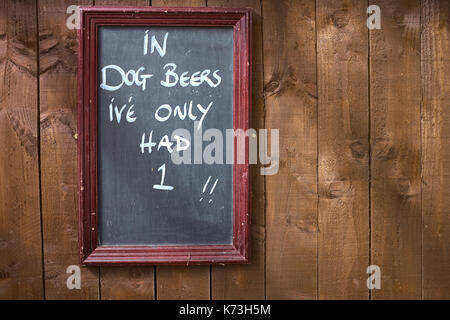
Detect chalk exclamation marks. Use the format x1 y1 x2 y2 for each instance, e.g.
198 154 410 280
208 178 219 203
199 176 211 202
199 176 219 204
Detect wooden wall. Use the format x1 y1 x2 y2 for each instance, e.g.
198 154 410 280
0 0 449 300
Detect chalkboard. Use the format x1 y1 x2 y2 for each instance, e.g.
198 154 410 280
97 26 234 246
78 7 250 265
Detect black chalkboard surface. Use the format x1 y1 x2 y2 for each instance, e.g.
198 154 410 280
97 26 234 246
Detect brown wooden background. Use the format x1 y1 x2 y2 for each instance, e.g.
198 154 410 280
0 0 449 300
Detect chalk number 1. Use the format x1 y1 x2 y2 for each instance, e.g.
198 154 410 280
153 163 174 191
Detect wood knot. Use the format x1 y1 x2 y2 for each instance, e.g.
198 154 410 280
349 140 367 160
39 37 58 54
396 177 416 199
326 179 353 199
8 38 37 76
264 79 281 96
393 10 405 27
285 215 317 233
330 9 350 28
128 268 143 284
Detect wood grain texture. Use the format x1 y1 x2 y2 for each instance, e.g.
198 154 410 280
94 0 155 301
0 0 43 300
2 0 450 300
38 0 99 299
263 0 318 299
100 267 154 299
422 0 450 300
152 0 210 301
152 0 203 6
317 0 369 299
157 266 209 300
370 0 422 300
95 0 148 5
210 0 265 300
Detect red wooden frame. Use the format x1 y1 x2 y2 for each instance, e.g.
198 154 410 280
77 7 251 265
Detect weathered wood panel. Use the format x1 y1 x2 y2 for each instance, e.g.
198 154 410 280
0 0 43 300
95 0 155 301
1 0 450 300
422 0 450 300
317 0 369 299
209 0 265 300
152 0 210 301
38 0 99 299
370 0 422 299
263 0 318 299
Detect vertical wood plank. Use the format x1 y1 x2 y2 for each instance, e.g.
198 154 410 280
370 0 422 299
317 0 369 299
210 0 265 300
95 0 155 301
39 0 99 299
0 0 43 300
152 0 210 301
264 0 318 299
422 0 450 300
